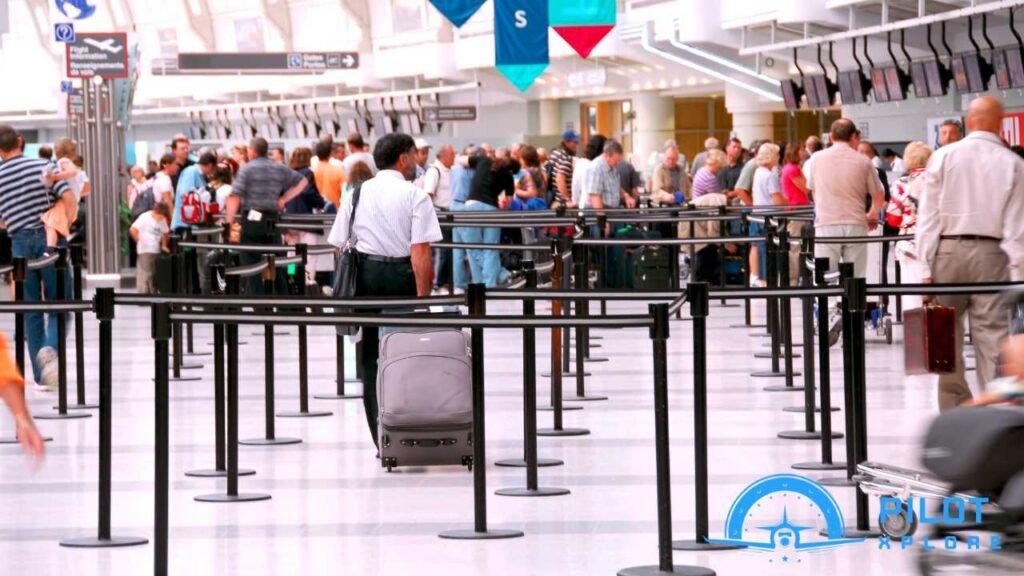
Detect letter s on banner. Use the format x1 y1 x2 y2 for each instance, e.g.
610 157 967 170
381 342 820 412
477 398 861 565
515 9 527 28
494 0 549 92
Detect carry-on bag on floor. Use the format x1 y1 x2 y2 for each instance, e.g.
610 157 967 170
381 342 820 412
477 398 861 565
904 305 957 375
377 329 474 472
633 244 673 290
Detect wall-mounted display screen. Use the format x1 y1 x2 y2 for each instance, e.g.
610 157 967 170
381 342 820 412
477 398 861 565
1006 47 1024 88
871 68 889 102
885 67 905 101
781 79 802 110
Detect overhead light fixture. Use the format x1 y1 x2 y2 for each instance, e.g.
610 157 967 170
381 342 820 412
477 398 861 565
658 80 668 89
687 77 697 85
669 25 780 87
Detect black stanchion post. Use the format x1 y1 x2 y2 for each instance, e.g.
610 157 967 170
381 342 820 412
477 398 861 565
596 213 608 318
183 231 196 356
60 288 148 548
38 248 89 421
496 261 569 493
539 246 589 436
196 274 269 504
751 225 784 377
838 276 879 538
568 242 607 402
152 302 171 576
242 256 302 444
621 302 717 576
893 259 903 322
186 265 254 477
167 234 201 382
673 283 742 554
806 257 848 475
317 332 364 400
439 284 523 540
279 248 332 419
731 213 763 329
12 257 25 376
818 262 859 486
69 243 95 409
762 226 803 390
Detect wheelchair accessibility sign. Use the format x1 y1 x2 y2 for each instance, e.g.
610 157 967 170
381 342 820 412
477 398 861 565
54 23 75 43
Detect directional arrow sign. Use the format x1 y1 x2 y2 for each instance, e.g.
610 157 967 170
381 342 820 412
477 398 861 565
66 32 128 78
177 52 360 73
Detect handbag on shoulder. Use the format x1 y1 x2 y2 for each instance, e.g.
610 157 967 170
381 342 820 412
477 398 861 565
332 185 362 336
904 304 957 375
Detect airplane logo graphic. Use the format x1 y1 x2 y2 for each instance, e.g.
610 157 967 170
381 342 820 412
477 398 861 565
84 37 123 54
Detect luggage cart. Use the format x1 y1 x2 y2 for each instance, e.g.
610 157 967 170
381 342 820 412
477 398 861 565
855 461 978 539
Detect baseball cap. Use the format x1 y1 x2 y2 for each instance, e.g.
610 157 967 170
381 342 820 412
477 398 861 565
562 129 580 143
414 137 431 150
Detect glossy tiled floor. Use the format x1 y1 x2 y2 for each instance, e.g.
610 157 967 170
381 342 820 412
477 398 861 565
0 294 986 575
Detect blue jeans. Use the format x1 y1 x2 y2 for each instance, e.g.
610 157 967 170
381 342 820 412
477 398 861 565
450 201 470 290
11 228 68 382
463 201 508 288
748 222 767 279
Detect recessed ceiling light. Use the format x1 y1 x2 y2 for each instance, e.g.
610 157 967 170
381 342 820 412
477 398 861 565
687 77 697 85
535 78 547 85
642 66 653 72
631 82 640 90
700 78 710 85
644 81 653 89
672 78 681 87
658 80 668 89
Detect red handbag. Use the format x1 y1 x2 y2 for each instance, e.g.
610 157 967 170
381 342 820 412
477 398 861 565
904 305 957 375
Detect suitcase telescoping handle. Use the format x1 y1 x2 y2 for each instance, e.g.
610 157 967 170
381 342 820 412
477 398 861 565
400 438 458 448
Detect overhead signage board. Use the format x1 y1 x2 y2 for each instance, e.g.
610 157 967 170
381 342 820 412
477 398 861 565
177 52 359 73
419 106 478 123
66 32 128 78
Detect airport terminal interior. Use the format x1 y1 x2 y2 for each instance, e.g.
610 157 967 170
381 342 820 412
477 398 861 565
2 1 1024 575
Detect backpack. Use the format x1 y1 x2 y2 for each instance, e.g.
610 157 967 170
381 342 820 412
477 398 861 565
131 186 155 221
179 188 206 225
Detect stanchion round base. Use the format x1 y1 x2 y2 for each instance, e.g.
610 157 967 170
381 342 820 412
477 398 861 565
753 351 801 359
182 351 213 358
276 410 333 418
313 393 363 400
0 436 53 444
35 411 91 420
59 403 99 410
577 356 609 363
438 528 524 540
60 536 149 548
541 371 591 378
179 364 204 371
673 540 744 551
762 342 803 348
335 378 364 384
564 394 608 402
194 492 272 503
158 376 203 383
239 437 302 446
816 476 857 487
185 468 255 478
618 565 716 576
495 486 570 497
731 323 767 329
762 384 805 392
715 302 741 308
494 458 564 468
751 371 802 378
777 430 843 440
824 526 881 539
792 461 847 471
749 332 772 338
536 405 583 412
207 341 249 346
782 405 840 413
250 330 291 337
537 427 590 437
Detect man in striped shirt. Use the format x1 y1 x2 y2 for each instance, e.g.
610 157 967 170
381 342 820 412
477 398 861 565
0 125 74 390
548 129 579 208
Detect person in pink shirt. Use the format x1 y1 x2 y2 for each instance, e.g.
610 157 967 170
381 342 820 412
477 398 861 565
780 142 811 283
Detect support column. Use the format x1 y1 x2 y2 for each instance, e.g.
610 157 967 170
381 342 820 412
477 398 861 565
632 92 675 169
730 111 774 145
539 99 561 136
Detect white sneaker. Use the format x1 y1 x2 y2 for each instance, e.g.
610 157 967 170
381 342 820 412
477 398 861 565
749 276 766 288
36 346 58 391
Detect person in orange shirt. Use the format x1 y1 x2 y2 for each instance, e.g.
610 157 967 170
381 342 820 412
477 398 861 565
0 333 45 459
313 141 345 208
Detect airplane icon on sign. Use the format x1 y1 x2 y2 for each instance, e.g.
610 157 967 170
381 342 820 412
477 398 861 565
84 37 122 54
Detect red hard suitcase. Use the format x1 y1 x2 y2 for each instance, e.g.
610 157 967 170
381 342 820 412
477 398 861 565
903 305 957 375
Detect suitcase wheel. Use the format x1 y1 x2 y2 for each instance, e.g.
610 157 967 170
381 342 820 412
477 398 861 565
384 457 397 473
462 455 473 472
884 318 893 345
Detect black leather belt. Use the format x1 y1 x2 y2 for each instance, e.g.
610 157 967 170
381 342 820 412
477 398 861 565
940 235 1000 242
357 252 411 264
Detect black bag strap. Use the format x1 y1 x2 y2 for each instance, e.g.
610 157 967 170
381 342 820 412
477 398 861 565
347 182 363 245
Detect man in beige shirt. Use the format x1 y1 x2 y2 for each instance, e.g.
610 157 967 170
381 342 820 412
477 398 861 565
916 95 1024 410
810 118 885 345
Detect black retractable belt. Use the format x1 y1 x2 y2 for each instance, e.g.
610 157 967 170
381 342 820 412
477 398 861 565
495 261 569 496
60 288 148 549
620 301 718 576
439 284 524 541
38 248 90 421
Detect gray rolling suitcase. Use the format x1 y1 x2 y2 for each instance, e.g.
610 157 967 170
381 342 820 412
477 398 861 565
377 329 474 472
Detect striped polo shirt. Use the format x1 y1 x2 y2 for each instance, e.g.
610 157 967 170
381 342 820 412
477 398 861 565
0 155 69 234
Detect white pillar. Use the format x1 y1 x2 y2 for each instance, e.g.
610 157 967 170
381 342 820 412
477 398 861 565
539 99 561 136
731 111 775 145
633 91 675 170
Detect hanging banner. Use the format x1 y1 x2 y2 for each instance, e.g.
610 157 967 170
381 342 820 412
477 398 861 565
549 0 615 59
494 0 549 92
429 0 486 28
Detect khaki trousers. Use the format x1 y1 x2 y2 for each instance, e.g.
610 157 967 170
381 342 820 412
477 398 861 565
932 238 1009 410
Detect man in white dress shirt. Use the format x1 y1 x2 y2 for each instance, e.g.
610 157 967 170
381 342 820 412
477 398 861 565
917 95 1024 409
421 144 455 291
328 132 442 446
